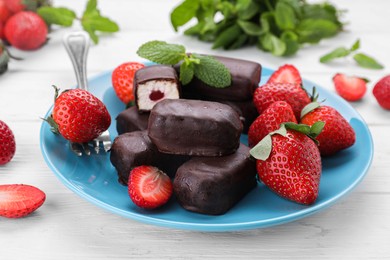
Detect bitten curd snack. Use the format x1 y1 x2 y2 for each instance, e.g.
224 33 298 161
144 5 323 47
134 65 180 112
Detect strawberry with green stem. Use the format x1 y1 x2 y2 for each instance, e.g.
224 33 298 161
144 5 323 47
253 82 311 119
248 101 297 147
250 122 324 205
45 86 111 143
300 88 356 156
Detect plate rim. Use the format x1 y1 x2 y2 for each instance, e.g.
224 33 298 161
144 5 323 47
40 67 374 232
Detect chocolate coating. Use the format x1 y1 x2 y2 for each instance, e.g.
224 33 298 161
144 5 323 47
215 99 258 134
173 144 257 215
110 131 155 185
148 99 243 156
116 106 149 135
177 55 261 101
110 131 189 185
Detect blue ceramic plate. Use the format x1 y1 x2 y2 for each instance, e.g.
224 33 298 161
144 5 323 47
40 66 373 232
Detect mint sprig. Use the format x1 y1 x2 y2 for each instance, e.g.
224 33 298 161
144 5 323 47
37 0 119 44
136 41 231 88
320 39 384 70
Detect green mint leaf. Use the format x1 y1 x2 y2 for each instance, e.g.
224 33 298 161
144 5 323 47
137 41 186 65
275 2 296 30
237 20 264 36
85 0 97 14
301 3 340 25
297 19 339 44
353 53 384 70
81 21 99 44
37 7 76 27
260 33 286 56
250 124 287 161
192 54 231 88
80 0 119 44
212 24 242 49
171 0 199 32
180 61 195 85
83 15 119 32
280 30 299 56
350 39 360 52
319 47 350 63
300 101 321 119
260 12 277 33
227 34 248 50
237 1 259 20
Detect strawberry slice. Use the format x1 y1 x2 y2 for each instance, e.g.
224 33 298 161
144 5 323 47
0 184 46 218
333 73 367 101
128 166 173 209
267 64 302 85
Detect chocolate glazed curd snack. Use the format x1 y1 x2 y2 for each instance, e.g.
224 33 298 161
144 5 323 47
177 55 262 101
116 106 149 135
110 131 189 185
173 144 257 215
148 99 243 157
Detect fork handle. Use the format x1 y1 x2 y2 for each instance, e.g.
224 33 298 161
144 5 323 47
63 31 90 91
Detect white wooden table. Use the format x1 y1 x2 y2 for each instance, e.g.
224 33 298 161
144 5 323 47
1 0 389 259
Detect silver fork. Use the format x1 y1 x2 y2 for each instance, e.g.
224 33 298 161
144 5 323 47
63 31 112 156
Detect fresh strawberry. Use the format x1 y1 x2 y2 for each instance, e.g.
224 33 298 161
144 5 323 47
250 123 323 205
0 184 45 218
248 101 297 147
0 22 4 40
301 104 356 156
128 165 173 209
268 64 302 85
333 73 367 101
4 0 24 13
46 86 111 143
253 82 310 119
112 62 145 105
4 11 48 50
0 120 15 165
0 0 12 24
373 75 390 110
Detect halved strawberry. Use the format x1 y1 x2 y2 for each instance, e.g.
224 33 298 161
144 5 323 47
0 184 46 218
128 165 173 209
267 64 302 85
112 62 145 105
333 73 367 101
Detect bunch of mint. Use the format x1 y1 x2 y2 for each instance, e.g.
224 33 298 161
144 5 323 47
137 41 231 88
37 0 119 44
170 0 344 56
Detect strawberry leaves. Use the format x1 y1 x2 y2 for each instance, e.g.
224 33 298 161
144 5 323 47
250 122 325 160
37 0 119 44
